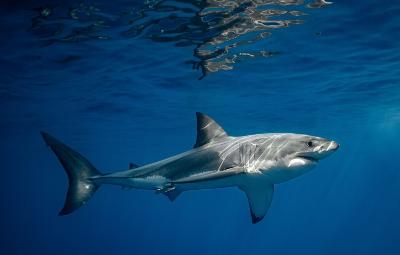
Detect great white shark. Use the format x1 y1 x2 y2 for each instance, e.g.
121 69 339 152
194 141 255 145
41 112 339 223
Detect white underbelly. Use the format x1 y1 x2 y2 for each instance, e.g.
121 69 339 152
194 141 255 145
262 165 316 184
176 175 240 191
102 174 239 191
123 175 168 189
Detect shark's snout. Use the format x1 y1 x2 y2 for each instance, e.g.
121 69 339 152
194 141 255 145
315 140 339 159
326 141 339 151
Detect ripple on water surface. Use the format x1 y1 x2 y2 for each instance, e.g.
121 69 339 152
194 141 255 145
28 0 332 77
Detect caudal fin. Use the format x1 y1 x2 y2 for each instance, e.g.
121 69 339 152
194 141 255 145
41 132 101 215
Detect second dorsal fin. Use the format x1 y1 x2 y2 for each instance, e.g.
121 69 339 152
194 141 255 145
129 163 139 169
193 112 229 148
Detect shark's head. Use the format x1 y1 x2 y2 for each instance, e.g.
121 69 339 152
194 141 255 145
282 134 339 171
258 134 339 183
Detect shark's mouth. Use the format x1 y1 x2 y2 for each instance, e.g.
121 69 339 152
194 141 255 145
298 155 319 163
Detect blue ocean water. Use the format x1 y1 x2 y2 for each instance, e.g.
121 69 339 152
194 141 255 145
1 0 400 254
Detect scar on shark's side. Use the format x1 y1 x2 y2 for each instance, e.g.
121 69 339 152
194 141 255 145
42 112 339 223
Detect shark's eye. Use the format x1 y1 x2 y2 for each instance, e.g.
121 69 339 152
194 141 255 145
307 141 313 147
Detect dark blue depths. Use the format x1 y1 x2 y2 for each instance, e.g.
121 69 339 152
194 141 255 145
0 0 400 254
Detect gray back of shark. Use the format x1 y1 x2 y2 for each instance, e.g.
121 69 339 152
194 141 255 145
41 112 339 223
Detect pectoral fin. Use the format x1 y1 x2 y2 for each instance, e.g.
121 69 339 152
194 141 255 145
240 182 274 224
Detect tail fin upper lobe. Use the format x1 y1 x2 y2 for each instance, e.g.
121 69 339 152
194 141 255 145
41 132 101 215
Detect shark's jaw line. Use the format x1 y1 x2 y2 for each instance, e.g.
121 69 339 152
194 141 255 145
41 112 339 224
298 155 319 163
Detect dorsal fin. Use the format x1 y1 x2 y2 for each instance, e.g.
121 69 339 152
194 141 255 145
193 112 229 148
129 163 139 169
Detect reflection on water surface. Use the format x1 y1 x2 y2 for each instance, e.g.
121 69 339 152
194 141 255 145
30 0 331 78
